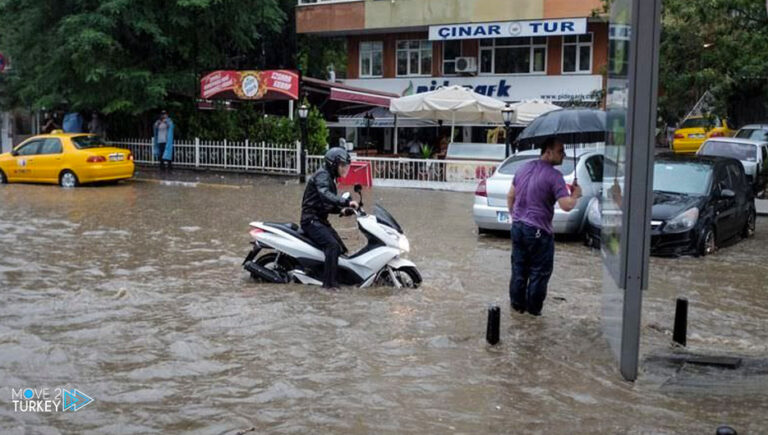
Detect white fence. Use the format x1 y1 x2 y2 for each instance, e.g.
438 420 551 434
112 139 601 192
110 138 300 175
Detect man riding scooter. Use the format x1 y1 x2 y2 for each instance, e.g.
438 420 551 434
301 148 359 291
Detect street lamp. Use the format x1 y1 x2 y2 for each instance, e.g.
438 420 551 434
364 112 374 154
298 103 309 183
502 103 514 157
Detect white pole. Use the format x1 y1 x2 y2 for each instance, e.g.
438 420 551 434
393 114 399 154
288 100 294 120
450 111 455 143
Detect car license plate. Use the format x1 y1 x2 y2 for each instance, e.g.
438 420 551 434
108 153 125 162
497 211 511 223
688 133 705 139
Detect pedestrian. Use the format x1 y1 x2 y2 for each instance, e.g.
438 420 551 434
88 112 106 137
42 113 60 134
506 137 582 316
152 110 175 171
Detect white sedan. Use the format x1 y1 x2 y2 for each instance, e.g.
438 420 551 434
472 148 613 235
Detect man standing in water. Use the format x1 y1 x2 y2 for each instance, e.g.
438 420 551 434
506 138 582 316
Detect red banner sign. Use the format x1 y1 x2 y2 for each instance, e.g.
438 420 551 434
201 70 299 101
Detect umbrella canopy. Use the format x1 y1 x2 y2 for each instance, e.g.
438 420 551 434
516 108 606 148
390 85 507 123
509 100 562 125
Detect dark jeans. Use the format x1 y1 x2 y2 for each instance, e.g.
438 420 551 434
302 220 343 288
157 142 172 169
509 221 555 315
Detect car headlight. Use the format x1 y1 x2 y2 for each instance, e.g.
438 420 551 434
398 235 410 253
587 199 602 227
664 207 699 233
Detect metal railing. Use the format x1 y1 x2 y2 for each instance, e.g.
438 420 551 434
110 138 300 175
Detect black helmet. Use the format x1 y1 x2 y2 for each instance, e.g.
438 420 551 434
324 147 351 175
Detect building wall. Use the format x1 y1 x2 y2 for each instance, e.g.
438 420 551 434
298 0 604 35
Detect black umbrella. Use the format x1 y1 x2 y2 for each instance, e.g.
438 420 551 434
515 108 606 184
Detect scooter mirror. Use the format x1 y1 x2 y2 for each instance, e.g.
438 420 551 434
354 184 363 193
342 192 351 200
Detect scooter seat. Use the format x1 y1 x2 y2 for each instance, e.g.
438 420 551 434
263 222 318 247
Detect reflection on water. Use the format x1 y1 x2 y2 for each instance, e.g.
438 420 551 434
0 178 766 433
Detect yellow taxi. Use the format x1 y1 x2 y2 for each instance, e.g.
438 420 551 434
0 132 134 187
671 115 735 154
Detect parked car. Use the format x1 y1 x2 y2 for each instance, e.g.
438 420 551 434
734 124 768 142
0 132 134 187
585 154 756 256
671 115 735 154
696 137 768 194
473 148 614 235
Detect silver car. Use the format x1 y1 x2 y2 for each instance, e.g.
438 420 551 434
473 148 610 234
696 137 768 192
735 124 768 142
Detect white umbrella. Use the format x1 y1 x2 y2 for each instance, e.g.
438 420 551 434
509 100 562 125
390 85 508 141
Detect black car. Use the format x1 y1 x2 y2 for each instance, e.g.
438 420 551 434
585 154 756 256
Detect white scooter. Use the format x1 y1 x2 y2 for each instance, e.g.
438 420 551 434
243 184 421 288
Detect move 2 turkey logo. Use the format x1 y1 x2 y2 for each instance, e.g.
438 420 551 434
11 387 94 413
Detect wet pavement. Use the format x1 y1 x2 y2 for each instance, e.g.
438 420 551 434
1 170 767 433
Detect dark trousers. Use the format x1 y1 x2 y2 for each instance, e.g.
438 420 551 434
509 221 555 315
157 142 172 169
302 220 343 288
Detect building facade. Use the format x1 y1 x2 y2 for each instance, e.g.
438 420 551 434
297 0 607 104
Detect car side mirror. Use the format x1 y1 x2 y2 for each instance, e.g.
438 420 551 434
10 150 18 156
720 189 735 198
354 184 363 193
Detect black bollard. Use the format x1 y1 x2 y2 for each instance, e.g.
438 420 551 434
486 305 500 345
673 297 688 346
716 425 737 435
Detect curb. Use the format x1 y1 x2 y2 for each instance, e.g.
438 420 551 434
132 178 247 189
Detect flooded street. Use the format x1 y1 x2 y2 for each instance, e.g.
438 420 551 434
1 173 767 433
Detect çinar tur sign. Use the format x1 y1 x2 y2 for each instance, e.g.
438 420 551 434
429 18 587 41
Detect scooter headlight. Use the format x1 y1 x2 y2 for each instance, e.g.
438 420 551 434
398 235 410 253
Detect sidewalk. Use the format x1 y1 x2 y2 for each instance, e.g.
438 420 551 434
757 199 768 216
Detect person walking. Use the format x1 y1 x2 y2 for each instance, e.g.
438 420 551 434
152 110 175 170
507 137 582 316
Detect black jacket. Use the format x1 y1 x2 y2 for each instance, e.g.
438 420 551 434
300 166 350 226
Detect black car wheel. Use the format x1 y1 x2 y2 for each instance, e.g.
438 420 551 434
0 169 7 184
742 208 756 239
699 226 717 256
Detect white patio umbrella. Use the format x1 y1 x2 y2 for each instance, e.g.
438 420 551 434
509 99 562 125
389 85 508 141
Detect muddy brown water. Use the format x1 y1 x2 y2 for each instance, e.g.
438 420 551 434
0 174 766 433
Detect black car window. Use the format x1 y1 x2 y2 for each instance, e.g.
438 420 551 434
714 166 734 192
726 163 746 192
15 140 42 156
585 155 603 182
654 161 712 195
38 138 63 155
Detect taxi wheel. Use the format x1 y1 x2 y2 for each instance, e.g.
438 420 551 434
0 169 7 184
59 170 79 188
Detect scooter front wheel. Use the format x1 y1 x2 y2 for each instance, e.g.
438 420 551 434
377 266 422 288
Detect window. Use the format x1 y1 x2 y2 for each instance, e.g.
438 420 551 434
39 138 63 154
360 41 383 77
479 37 546 75
396 40 432 76
442 40 463 75
15 140 41 156
699 140 757 161
585 155 604 182
563 33 593 73
735 128 768 141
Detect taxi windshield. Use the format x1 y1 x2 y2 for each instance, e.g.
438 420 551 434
72 135 107 149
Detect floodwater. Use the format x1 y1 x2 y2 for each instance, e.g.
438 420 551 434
0 172 766 434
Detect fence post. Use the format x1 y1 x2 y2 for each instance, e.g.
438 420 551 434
194 138 200 168
245 139 249 171
223 139 228 168
296 140 301 175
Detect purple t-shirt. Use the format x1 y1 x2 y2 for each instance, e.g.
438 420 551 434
512 159 569 234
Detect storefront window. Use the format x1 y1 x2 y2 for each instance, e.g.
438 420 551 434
479 37 547 74
442 40 463 75
396 40 432 76
360 41 383 77
563 33 593 73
